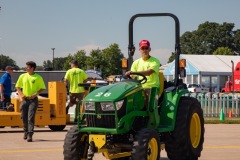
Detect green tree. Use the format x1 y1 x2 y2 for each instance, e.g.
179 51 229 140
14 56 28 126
180 31 196 55
213 47 233 55
36 66 44 70
101 43 124 78
63 54 73 70
167 52 175 63
234 29 240 52
63 51 87 70
86 49 102 71
181 22 235 55
73 50 87 69
0 54 19 70
43 60 52 69
54 57 68 70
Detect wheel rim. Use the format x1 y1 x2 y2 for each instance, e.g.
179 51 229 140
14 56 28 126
190 113 201 148
147 138 158 160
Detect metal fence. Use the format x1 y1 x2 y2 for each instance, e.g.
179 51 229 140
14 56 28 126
185 92 240 117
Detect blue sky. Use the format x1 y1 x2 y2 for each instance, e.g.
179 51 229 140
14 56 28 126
0 0 240 67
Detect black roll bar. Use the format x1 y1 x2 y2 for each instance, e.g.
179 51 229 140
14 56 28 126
128 13 181 86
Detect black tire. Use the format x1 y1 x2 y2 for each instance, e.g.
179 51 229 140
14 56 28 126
132 128 160 160
0 126 5 128
102 151 131 160
112 158 131 160
63 126 89 160
165 96 204 160
104 153 130 160
48 125 66 131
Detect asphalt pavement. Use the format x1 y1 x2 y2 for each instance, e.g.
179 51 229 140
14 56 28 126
0 124 240 160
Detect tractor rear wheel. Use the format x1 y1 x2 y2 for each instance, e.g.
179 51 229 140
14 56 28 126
63 126 89 160
132 128 160 160
165 96 204 160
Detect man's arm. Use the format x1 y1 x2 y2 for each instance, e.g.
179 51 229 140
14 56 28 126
37 89 45 95
125 69 154 76
16 87 24 101
30 88 45 99
83 79 88 83
0 84 3 93
135 69 155 76
64 78 68 86
0 84 4 101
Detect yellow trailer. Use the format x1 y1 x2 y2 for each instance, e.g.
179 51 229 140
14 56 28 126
0 81 70 131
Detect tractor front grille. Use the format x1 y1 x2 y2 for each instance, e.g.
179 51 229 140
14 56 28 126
86 114 115 128
85 102 116 128
84 100 127 129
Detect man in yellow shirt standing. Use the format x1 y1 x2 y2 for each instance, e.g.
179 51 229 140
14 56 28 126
15 61 46 142
64 60 88 122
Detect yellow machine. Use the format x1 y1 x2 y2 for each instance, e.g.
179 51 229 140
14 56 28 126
0 81 70 131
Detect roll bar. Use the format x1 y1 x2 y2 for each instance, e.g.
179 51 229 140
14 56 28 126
128 13 181 86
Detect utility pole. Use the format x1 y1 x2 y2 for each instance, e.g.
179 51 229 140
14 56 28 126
51 48 55 70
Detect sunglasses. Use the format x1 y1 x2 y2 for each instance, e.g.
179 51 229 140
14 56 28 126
141 47 149 50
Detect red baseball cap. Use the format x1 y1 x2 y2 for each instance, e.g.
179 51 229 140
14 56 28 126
139 40 150 48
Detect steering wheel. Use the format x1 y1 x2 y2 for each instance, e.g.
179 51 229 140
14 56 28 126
127 72 147 84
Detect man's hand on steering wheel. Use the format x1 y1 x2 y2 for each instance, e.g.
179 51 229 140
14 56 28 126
125 71 147 84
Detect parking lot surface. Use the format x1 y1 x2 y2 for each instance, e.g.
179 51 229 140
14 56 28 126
0 124 240 160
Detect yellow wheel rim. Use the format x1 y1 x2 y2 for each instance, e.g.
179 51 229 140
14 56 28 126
147 138 158 160
190 113 201 148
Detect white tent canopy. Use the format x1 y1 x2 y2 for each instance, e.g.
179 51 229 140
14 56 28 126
163 55 240 92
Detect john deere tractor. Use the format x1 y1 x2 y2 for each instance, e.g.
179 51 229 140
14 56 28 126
63 13 204 160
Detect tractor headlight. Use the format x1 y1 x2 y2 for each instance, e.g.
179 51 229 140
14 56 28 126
100 102 114 111
84 102 95 111
100 100 124 111
115 100 124 110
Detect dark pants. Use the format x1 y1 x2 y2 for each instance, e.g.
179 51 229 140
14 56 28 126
68 92 84 119
20 97 38 134
1 95 11 110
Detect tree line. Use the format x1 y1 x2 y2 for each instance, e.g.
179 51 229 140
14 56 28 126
167 21 240 62
0 43 124 78
1 21 240 78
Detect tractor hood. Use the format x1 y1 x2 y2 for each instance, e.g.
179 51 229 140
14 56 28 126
84 81 142 102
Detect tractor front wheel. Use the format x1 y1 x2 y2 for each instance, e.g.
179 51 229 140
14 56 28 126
165 96 204 160
63 126 89 160
48 125 66 131
132 128 160 160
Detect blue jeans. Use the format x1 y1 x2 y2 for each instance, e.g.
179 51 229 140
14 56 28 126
20 97 38 133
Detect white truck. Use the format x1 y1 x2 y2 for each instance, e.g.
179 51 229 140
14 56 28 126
187 84 209 93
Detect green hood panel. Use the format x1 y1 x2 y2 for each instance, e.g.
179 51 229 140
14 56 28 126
84 81 142 102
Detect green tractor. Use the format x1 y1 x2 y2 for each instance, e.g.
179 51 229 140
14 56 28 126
63 13 204 160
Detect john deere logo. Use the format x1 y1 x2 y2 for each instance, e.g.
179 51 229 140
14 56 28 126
97 114 101 119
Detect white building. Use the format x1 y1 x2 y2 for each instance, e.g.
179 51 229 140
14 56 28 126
163 55 240 92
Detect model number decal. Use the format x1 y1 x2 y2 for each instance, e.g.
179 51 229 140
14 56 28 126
95 92 111 97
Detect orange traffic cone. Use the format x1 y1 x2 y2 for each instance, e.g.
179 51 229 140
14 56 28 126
228 111 232 118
